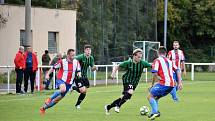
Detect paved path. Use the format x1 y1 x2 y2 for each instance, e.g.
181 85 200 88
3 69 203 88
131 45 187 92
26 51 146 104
0 79 123 94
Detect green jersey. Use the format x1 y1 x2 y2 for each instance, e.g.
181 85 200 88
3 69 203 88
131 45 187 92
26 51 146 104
119 59 151 88
75 54 95 77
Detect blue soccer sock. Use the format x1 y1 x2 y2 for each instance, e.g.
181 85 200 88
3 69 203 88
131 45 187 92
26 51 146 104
149 97 158 114
155 99 159 110
170 86 178 100
50 90 61 100
44 100 57 109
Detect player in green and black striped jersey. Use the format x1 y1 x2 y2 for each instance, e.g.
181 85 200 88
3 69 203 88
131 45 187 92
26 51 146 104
105 48 151 115
73 45 97 109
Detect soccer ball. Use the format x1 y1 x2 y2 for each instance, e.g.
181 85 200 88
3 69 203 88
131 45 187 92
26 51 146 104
140 106 150 116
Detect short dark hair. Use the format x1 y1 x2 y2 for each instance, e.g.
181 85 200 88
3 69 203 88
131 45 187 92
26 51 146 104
173 41 179 44
67 49 75 55
45 50 49 54
84 45 91 49
158 46 167 54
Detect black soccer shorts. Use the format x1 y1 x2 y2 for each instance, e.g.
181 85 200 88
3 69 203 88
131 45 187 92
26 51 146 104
74 77 90 88
122 84 136 95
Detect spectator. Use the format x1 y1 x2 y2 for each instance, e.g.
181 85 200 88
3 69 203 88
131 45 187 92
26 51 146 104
24 46 38 93
14 46 25 94
62 52 67 59
42 50 51 82
44 53 62 90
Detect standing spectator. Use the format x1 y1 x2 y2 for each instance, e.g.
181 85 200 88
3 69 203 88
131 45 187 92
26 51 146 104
24 46 38 93
42 50 51 87
44 53 62 90
14 46 25 94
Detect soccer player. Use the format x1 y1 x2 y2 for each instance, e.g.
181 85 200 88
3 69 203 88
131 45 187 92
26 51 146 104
147 46 183 120
73 45 97 109
104 49 151 115
168 41 186 101
40 49 81 114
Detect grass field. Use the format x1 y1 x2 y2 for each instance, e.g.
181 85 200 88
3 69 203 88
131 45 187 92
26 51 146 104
0 81 215 121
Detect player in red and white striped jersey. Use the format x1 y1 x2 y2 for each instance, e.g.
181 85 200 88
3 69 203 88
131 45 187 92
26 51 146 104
147 46 183 120
168 41 186 101
40 49 81 114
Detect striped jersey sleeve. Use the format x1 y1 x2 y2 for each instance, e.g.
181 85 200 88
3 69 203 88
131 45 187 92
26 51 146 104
151 59 159 73
53 60 62 69
119 60 130 69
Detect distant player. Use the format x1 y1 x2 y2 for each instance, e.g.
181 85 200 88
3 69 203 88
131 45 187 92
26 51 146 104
105 49 151 115
73 45 97 109
147 46 183 120
40 49 81 114
168 41 186 101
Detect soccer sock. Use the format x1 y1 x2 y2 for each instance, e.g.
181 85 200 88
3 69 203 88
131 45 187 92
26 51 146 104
44 96 62 109
118 93 132 108
170 86 178 100
75 93 86 106
149 97 158 114
107 98 121 110
50 90 61 100
155 99 159 110
44 100 56 109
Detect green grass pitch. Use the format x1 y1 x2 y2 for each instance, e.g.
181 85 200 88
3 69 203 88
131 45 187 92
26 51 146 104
0 81 215 121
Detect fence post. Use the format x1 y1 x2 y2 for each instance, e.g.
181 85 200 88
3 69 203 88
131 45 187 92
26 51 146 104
106 66 108 86
191 64 194 81
7 67 10 93
94 70 96 86
37 68 40 91
53 69 56 89
145 68 148 83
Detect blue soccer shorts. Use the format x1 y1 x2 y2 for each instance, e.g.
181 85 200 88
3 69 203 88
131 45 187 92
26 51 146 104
56 79 72 97
150 83 174 99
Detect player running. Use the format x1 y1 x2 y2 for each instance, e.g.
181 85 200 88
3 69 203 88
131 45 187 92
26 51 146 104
72 45 97 109
40 49 81 114
104 49 151 115
168 41 186 101
147 46 183 120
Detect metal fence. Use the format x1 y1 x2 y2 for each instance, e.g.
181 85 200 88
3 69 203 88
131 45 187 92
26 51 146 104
0 62 215 93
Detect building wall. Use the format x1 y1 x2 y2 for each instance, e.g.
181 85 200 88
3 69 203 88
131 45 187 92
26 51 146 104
0 5 76 66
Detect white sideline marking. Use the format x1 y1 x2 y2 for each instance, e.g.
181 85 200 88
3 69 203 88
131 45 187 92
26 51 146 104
0 81 214 103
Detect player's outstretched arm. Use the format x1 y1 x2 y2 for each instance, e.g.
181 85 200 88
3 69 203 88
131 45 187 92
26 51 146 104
91 66 98 71
181 61 186 76
151 73 159 87
45 68 54 80
176 70 183 90
111 65 119 79
77 72 81 77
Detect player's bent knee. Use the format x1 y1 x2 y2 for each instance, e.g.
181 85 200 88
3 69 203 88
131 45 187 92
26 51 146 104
79 87 87 93
60 88 66 93
127 89 134 94
147 94 153 100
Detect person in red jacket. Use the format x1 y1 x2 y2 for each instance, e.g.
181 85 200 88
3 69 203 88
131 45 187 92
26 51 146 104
14 46 25 94
24 46 38 93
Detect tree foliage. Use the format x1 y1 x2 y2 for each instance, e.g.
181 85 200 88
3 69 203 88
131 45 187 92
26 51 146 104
4 0 215 63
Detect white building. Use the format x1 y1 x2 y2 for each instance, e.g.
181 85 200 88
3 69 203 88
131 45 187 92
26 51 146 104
0 5 76 66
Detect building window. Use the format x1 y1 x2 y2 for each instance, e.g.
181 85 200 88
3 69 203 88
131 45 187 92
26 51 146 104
20 30 32 47
48 32 58 53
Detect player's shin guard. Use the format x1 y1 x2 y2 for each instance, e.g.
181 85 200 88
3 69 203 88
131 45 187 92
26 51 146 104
107 98 121 110
170 86 178 101
118 93 132 108
43 96 62 109
75 93 86 106
149 97 158 114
